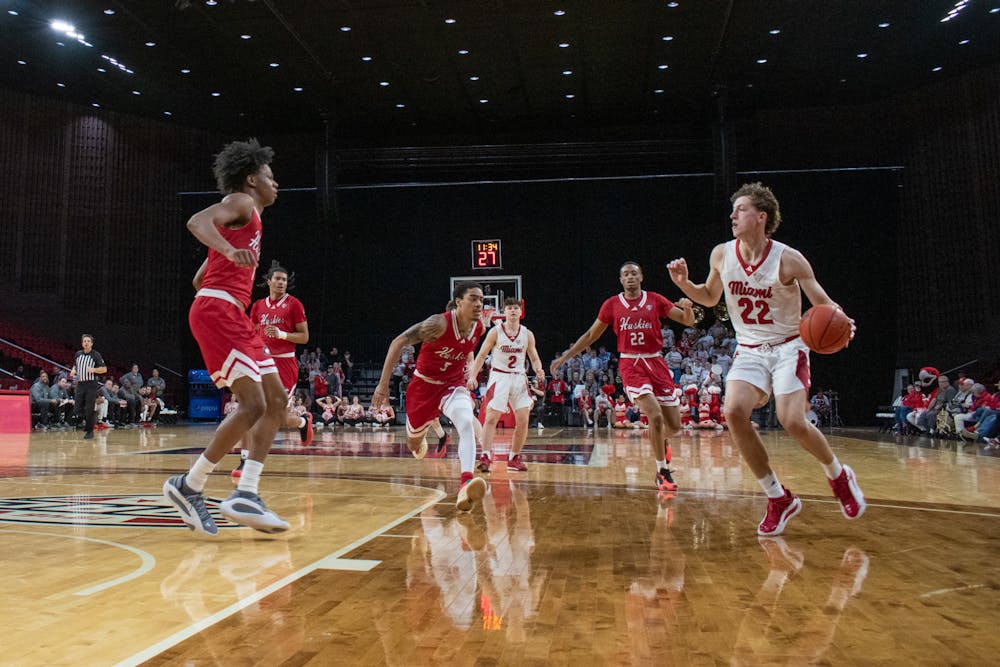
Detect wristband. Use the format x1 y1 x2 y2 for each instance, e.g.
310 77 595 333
277 330 288 340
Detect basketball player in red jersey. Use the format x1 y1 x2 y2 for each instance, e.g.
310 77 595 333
667 181 865 536
163 139 290 535
227 261 311 479
372 283 489 512
551 262 696 493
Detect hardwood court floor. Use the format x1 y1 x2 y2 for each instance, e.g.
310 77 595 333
1 424 999 666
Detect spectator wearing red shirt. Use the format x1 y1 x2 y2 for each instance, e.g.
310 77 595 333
577 387 595 427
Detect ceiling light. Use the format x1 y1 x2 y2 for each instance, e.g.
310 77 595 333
458 49 469 55
269 62 279 68
339 26 351 32
554 10 566 16
469 75 480 81
361 56 372 61
8 10 19 15
932 66 943 72
479 99 488 104
856 53 868 58
662 35 674 41
180 68 191 74
240 34 251 40
211 92 220 97
56 42 65 47
658 64 669 70
878 22 890 28
132 90 141 95
395 103 405 108
164 111 172 115
558 42 570 48
769 29 780 35
667 2 679 7
756 58 767 64
959 39 970 44
57 83 66 88
104 9 115 15
991 7 1000 13
293 87 303 92
379 81 390 87
444 18 456 24
92 103 100 108
206 1 218 5
654 89 664 94
97 67 106 72
145 42 156 47
17 60 26 65
562 69 572 75
746 83 754 88
564 94 575 99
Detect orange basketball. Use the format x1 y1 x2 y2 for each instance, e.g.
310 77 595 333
798 304 852 354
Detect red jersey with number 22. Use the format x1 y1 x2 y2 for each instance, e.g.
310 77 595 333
415 311 485 386
597 291 674 355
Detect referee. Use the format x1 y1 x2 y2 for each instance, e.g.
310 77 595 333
72 333 107 440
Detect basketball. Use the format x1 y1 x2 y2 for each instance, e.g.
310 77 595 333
799 304 851 354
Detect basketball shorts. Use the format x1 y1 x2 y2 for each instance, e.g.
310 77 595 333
405 375 474 437
619 355 680 406
268 356 299 395
486 372 532 412
728 337 810 397
189 295 276 389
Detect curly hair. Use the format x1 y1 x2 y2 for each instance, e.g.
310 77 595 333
259 259 295 289
212 138 274 194
731 182 782 236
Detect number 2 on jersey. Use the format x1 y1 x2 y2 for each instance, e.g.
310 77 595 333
629 331 645 347
738 298 774 325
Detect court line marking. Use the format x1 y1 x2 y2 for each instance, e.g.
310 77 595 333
920 583 987 599
0 528 156 596
114 487 446 667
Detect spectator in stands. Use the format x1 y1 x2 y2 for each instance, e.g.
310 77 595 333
325 364 342 399
547 375 569 425
597 346 612 368
342 395 367 427
49 376 74 427
893 384 925 434
570 371 585 401
342 351 357 384
101 379 125 426
955 383 990 435
139 386 161 424
120 364 143 392
332 361 348 395
810 390 832 427
594 390 614 427
312 369 328 402
576 386 595 427
118 379 141 425
327 346 342 367
908 375 956 434
665 346 684 384
599 374 616 401
31 371 58 430
147 369 166 397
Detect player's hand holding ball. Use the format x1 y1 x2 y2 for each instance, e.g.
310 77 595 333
799 304 855 354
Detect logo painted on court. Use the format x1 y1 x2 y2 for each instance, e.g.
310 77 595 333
0 494 232 528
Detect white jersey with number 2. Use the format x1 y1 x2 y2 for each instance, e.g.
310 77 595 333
721 239 801 346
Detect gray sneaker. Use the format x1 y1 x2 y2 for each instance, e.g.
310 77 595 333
220 490 290 533
162 474 218 536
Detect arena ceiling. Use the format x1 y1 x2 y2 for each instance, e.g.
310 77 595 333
2 1 999 141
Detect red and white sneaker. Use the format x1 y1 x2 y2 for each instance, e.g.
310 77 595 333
828 464 866 520
456 477 487 512
757 487 802 536
299 413 314 446
477 452 492 472
655 468 678 493
507 454 528 472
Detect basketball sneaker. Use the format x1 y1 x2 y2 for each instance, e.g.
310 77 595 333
507 454 528 472
655 467 678 493
299 412 314 446
828 464 866 520
456 476 487 512
757 487 802 536
220 490 290 533
477 452 492 472
408 438 428 459
162 474 218 536
429 433 450 458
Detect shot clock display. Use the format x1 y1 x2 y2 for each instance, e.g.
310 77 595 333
471 239 502 270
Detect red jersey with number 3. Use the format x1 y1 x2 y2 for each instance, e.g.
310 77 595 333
415 311 485 386
720 239 801 345
597 291 674 355
249 294 307 356
199 207 263 308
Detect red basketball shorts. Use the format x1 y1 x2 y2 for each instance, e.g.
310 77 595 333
618 354 679 406
189 295 276 388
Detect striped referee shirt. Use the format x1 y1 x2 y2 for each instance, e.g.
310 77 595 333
74 349 106 383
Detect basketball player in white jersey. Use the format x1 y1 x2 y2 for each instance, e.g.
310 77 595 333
667 181 865 536
467 298 545 473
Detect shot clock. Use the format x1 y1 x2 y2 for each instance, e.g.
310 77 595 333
471 239 502 270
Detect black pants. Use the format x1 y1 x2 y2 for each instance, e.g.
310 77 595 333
74 381 100 434
33 400 56 426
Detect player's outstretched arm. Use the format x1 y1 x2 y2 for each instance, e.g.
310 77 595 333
667 245 725 307
550 318 608 376
186 192 258 267
468 327 499 391
372 314 447 408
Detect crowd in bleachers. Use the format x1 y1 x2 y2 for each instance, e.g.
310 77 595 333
891 368 1000 449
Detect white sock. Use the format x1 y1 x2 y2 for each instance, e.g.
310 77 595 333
240 449 249 461
758 472 785 499
238 459 264 494
430 421 445 438
446 408 477 474
186 454 217 492
655 459 666 471
822 457 844 480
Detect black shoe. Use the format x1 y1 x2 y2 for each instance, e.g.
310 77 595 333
655 467 678 492
436 433 450 454
83 432 94 440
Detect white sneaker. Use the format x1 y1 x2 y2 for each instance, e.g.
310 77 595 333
220 490 290 533
456 477 487 512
